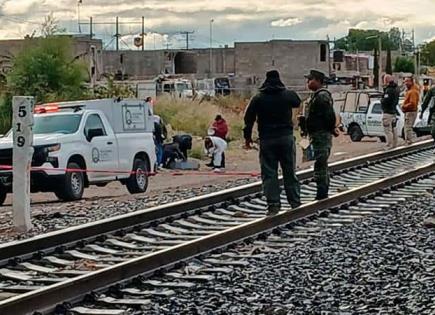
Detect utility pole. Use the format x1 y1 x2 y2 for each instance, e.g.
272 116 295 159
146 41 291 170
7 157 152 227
141 16 145 51
180 31 194 50
209 19 214 76
115 16 120 51
415 45 420 81
115 17 120 51
378 36 382 91
356 49 360 88
89 17 93 39
412 29 418 79
77 0 82 33
366 35 382 90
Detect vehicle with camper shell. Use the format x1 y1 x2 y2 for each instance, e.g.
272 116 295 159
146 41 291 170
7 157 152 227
0 98 156 205
195 77 231 98
339 90 405 142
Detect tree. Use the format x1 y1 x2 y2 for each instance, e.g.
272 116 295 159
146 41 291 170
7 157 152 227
388 27 402 50
334 28 400 52
6 37 87 103
0 16 85 132
386 47 393 75
39 13 66 37
421 39 435 66
373 48 379 88
394 56 414 73
93 75 135 98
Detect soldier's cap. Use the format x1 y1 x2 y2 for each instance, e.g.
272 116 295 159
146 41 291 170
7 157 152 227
304 69 328 82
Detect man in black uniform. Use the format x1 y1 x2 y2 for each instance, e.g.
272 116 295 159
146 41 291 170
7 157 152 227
244 70 301 215
420 85 435 142
300 70 336 200
380 75 400 149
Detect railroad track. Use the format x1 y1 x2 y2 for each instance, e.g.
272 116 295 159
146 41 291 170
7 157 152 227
0 140 434 314
68 170 435 315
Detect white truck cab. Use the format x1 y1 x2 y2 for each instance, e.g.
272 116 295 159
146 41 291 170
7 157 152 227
340 90 405 142
0 98 156 205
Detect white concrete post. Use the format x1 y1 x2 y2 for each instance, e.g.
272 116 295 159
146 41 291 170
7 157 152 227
12 96 34 232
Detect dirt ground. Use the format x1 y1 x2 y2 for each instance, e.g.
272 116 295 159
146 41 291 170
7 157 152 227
0 134 397 207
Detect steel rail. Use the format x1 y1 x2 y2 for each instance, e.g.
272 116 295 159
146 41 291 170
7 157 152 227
1 161 434 315
0 140 432 264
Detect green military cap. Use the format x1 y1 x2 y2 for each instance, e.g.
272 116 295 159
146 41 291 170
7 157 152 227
304 69 328 82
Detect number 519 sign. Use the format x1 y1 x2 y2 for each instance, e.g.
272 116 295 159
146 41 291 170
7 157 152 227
12 96 34 232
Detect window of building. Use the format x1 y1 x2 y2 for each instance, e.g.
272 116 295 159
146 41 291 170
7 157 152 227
320 44 327 62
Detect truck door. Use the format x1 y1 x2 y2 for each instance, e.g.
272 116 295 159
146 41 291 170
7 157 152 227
83 113 119 181
355 93 370 135
366 101 384 136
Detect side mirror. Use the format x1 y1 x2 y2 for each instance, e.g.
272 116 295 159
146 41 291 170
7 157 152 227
87 128 104 141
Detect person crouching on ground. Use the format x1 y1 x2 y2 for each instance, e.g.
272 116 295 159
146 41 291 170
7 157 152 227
402 77 420 145
204 136 227 173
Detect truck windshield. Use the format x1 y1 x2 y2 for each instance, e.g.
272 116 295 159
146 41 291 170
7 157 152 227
176 83 189 91
33 114 82 134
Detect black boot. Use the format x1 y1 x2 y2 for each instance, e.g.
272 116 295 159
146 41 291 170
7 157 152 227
266 204 281 216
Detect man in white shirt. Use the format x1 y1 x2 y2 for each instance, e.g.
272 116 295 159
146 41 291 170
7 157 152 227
204 136 227 172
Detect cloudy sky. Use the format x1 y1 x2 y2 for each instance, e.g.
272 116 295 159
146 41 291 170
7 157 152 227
0 0 434 49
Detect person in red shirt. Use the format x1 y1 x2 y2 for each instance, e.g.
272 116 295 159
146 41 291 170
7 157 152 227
211 115 229 140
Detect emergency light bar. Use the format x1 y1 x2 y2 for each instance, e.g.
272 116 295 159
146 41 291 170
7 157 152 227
35 103 85 114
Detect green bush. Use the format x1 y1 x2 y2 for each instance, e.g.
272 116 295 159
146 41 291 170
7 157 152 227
0 36 88 132
394 56 414 73
0 94 12 134
7 37 87 103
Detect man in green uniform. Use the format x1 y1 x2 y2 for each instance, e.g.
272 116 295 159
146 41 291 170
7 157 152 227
244 70 301 215
420 85 435 141
300 70 336 200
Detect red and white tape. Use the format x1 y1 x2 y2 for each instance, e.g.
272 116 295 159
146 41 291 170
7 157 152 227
0 165 261 177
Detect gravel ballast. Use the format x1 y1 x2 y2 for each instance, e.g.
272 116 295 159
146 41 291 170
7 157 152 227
145 196 435 315
0 178 256 243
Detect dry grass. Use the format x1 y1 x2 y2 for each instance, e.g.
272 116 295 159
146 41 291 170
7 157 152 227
153 94 248 142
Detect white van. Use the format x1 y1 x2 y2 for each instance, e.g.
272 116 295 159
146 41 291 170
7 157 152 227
0 98 156 205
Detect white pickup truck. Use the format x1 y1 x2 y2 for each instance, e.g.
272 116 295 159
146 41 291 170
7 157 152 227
0 98 156 205
340 90 405 142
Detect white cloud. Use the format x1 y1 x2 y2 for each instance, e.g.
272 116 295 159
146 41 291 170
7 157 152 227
271 18 302 28
0 0 435 43
2 0 41 15
355 21 369 29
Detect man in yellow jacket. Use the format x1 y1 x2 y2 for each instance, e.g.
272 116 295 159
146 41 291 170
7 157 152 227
402 77 420 144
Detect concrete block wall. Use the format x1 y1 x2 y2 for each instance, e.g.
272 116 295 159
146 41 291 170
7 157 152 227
235 40 330 88
102 50 166 79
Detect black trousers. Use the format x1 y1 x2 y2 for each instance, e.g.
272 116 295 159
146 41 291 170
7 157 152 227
259 135 300 208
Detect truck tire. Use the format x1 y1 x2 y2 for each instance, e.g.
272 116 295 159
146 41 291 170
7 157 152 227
55 162 84 201
126 158 149 194
349 125 363 142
